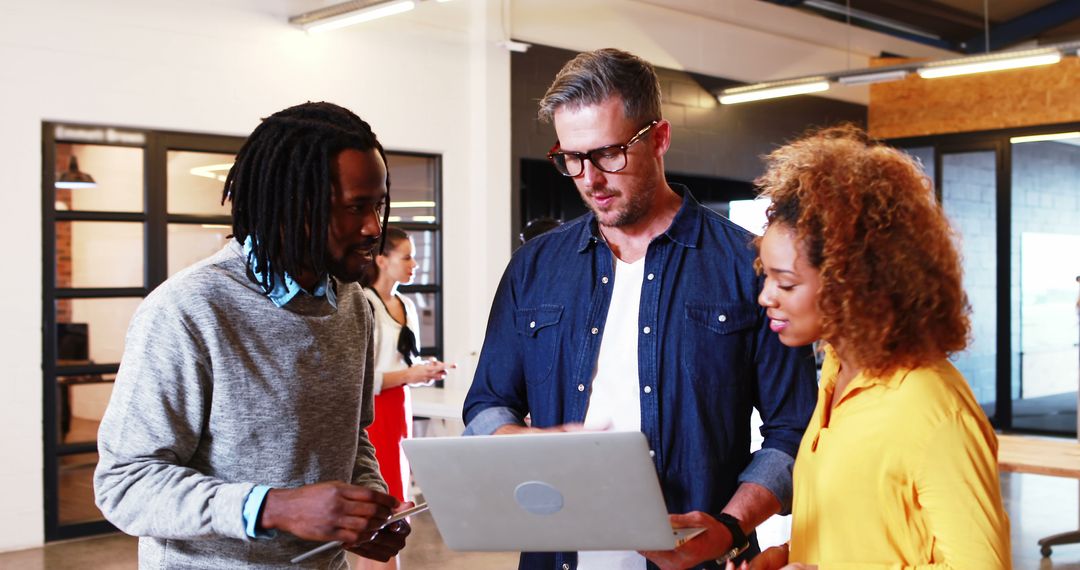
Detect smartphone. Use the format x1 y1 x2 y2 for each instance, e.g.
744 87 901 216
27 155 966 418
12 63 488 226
290 502 429 564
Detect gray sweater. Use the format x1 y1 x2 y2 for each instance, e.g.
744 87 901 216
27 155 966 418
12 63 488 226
94 240 386 569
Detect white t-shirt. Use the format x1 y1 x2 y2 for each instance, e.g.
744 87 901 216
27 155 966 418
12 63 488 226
578 256 647 570
362 287 420 395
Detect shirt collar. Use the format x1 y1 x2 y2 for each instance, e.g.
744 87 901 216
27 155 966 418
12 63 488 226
821 343 911 392
241 237 337 309
575 183 703 253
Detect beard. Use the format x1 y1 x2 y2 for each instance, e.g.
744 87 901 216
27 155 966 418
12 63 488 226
583 181 655 228
325 241 378 283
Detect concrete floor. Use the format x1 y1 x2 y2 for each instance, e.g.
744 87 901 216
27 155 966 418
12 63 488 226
2 471 1080 569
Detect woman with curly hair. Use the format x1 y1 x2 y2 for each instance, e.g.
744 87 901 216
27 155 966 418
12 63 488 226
735 124 1010 570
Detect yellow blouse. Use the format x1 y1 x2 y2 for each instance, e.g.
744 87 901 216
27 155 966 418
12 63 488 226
789 348 1011 569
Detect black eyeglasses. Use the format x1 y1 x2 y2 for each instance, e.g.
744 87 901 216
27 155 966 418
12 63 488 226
547 120 659 178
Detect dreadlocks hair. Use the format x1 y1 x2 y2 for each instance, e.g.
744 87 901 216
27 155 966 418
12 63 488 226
222 101 390 295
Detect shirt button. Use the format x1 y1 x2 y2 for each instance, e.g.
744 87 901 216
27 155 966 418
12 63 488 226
563 564 571 570
601 276 609 284
643 386 652 394
649 449 656 458
529 321 536 328
718 314 727 323
647 273 655 281
643 326 651 334
577 384 585 392
591 327 599 335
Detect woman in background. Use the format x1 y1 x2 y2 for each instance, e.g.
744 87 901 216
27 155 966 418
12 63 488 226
359 227 451 569
737 125 1010 569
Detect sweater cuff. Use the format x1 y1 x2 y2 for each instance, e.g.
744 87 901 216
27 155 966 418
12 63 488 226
209 482 258 539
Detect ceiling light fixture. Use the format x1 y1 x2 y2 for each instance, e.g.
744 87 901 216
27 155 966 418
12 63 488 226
918 49 1061 79
719 78 830 105
56 156 97 189
1010 132 1080 144
290 0 416 33
835 68 910 86
717 40 1080 105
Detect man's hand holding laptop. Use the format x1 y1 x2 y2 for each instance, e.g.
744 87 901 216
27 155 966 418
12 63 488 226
639 510 735 570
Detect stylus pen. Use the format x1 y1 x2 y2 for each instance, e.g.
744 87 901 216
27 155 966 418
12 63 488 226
290 540 342 564
290 503 429 564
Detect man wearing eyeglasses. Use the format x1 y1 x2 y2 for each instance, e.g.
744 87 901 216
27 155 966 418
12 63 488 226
464 49 817 570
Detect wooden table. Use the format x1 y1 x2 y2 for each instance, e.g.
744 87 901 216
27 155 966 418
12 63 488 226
998 434 1080 557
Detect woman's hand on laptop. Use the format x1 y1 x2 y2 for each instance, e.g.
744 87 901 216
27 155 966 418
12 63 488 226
724 543 792 570
639 511 730 570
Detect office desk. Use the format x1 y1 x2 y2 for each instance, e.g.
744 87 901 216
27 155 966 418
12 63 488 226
998 434 1080 557
410 386 467 437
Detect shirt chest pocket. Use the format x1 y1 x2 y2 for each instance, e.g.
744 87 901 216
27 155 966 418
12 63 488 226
515 305 563 386
680 302 758 385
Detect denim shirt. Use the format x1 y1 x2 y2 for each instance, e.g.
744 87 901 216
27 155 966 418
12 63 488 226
463 186 818 570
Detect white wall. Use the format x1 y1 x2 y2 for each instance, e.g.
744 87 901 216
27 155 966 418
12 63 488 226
0 0 508 551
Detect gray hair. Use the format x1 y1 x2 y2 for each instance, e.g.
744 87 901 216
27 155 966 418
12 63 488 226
537 48 662 124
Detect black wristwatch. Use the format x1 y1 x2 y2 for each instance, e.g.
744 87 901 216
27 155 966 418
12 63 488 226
713 513 750 564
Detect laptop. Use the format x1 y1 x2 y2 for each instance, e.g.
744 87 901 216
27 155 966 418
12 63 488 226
401 431 705 552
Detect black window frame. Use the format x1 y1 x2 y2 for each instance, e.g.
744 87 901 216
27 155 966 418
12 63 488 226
42 122 444 541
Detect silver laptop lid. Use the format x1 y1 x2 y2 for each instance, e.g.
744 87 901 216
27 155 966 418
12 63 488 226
402 431 679 552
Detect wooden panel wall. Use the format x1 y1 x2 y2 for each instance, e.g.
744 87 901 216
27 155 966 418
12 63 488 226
868 57 1080 139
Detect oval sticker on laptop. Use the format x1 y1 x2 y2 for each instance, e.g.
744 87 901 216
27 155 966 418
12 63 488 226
514 481 564 515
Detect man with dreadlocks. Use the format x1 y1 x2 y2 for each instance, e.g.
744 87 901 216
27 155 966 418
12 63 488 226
94 102 412 569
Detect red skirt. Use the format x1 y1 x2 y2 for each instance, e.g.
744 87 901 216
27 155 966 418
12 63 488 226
367 385 412 501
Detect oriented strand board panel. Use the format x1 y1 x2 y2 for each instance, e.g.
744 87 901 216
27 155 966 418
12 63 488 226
868 57 1080 139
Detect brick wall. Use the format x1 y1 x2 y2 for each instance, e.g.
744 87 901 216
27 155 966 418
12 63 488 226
55 145 73 324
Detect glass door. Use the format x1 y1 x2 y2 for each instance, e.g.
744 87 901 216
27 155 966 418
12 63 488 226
1009 138 1080 435
42 125 243 541
893 124 1080 436
938 147 1007 426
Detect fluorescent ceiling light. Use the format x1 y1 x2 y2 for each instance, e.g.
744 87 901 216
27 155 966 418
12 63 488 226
719 79 829 105
292 0 415 33
1010 132 1080 144
918 51 1061 79
390 201 436 208
412 215 436 222
836 69 910 86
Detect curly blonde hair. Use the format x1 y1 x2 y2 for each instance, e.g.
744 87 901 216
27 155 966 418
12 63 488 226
755 124 969 376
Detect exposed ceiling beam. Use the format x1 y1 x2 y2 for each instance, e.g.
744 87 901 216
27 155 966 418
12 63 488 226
963 0 1080 53
870 0 985 31
762 0 955 50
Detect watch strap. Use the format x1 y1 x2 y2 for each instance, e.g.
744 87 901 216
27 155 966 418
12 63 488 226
713 513 749 564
